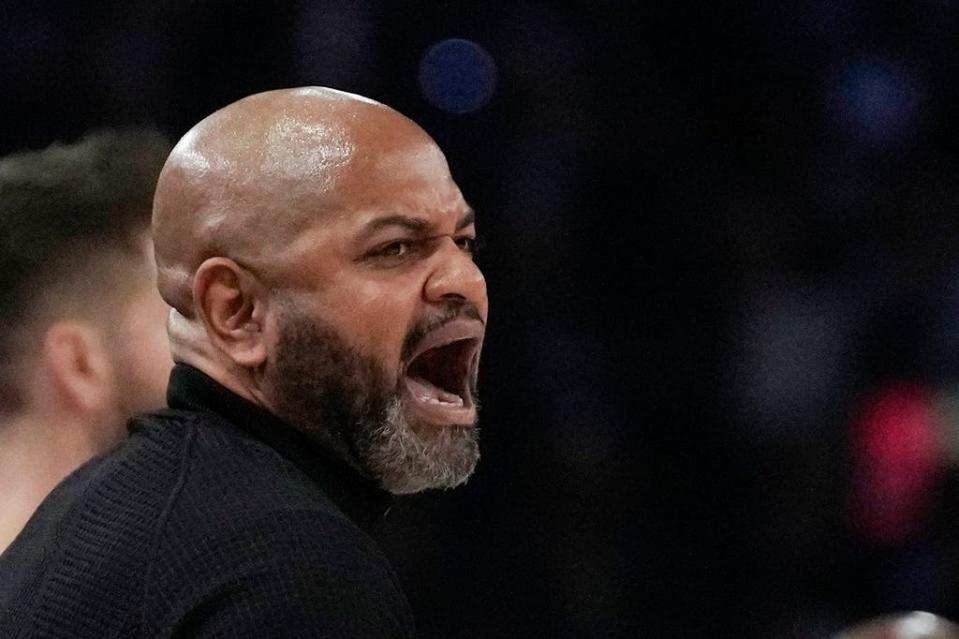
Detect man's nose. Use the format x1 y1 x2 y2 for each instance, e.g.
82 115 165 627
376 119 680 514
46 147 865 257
424 238 488 312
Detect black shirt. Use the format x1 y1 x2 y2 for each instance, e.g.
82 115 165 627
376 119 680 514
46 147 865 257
0 364 416 638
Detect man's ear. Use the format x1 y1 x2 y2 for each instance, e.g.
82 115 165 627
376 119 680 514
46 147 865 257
192 257 268 369
42 321 116 413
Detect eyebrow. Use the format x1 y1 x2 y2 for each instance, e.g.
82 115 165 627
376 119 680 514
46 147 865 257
360 208 476 238
456 208 476 231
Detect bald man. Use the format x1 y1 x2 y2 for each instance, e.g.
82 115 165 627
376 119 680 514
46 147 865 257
0 88 487 638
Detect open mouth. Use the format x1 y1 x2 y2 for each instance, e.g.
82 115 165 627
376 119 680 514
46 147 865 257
402 319 483 425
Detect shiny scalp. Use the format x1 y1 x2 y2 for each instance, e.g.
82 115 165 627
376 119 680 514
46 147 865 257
151 87 427 318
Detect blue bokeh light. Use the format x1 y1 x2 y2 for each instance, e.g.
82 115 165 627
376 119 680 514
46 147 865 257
831 56 920 146
417 38 497 114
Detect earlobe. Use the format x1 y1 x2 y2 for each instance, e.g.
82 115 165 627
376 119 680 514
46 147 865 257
192 258 268 369
42 322 115 413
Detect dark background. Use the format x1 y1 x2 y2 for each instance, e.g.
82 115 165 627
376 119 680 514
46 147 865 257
6 1 959 636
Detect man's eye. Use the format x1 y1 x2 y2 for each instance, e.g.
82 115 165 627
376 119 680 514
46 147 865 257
377 241 412 257
456 235 484 256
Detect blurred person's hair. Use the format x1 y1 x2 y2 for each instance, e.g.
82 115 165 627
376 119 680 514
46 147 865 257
0 128 170 413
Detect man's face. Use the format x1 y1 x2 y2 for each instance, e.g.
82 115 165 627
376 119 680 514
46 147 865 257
261 136 488 493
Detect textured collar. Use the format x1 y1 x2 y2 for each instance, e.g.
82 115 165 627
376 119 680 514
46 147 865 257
165 363 394 532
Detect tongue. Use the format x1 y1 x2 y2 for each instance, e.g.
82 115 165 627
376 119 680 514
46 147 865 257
407 375 464 406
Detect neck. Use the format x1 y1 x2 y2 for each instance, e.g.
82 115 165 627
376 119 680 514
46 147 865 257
175 354 271 411
0 413 106 553
169 313 273 411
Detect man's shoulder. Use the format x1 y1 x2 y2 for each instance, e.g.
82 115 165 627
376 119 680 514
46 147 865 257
139 406 389 581
133 409 415 637
133 407 393 583
145 504 413 636
134 408 346 519
1 408 414 638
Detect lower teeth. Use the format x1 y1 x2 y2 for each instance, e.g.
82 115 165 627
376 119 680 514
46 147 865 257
427 391 463 406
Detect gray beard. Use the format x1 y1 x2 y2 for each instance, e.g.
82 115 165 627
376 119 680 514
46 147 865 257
265 303 479 495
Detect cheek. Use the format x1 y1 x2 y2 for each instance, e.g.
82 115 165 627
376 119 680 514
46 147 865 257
325 280 419 360
349 279 389 306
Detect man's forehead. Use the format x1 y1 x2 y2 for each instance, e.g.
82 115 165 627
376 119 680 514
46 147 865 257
302 191 472 236
369 140 449 175
170 115 355 180
259 116 355 181
314 141 465 222
352 205 475 233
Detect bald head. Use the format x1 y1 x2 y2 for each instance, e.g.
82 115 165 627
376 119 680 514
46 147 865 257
152 87 445 316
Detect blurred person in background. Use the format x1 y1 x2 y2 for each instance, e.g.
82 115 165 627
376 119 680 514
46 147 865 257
0 129 173 554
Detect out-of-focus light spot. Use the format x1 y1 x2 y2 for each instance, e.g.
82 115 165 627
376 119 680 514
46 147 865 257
418 38 497 114
848 383 941 545
836 612 959 639
896 611 941 637
830 56 921 147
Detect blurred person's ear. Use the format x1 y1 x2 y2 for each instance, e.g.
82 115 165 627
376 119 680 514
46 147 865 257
41 320 117 414
191 257 269 369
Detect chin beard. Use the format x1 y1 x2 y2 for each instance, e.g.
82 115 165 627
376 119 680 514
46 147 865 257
354 398 479 494
265 303 479 494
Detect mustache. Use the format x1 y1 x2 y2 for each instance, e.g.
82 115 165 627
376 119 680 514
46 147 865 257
401 301 485 362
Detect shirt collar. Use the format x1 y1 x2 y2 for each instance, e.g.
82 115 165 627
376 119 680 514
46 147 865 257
165 363 394 531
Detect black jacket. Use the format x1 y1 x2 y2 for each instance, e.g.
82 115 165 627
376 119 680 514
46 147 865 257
0 364 415 638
